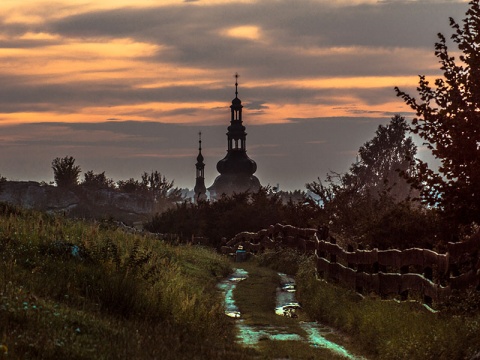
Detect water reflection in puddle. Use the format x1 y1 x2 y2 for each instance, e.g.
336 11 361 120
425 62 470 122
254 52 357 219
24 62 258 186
299 322 357 360
276 272 301 317
237 321 303 345
217 268 248 318
218 269 361 359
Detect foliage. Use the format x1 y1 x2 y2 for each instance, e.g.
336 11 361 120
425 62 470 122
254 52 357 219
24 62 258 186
0 203 252 359
144 187 321 248
116 171 183 213
307 116 436 249
349 115 418 201
296 258 480 360
141 171 183 211
51 156 81 188
307 115 417 204
395 0 480 230
117 177 142 193
82 170 115 190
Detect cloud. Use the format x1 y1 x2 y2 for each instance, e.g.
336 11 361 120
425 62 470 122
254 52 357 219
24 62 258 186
0 0 467 124
0 0 460 187
44 1 468 78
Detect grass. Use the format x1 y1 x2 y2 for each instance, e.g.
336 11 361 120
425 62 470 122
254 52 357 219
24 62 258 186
5 203 479 359
296 256 480 360
0 203 253 359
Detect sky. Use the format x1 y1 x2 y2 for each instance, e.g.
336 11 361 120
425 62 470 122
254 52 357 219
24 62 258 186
0 0 470 191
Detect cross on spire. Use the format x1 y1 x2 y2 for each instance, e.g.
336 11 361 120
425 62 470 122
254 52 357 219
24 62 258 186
234 72 239 97
198 131 202 150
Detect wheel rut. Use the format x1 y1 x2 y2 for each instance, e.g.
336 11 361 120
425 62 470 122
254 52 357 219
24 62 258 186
217 263 366 359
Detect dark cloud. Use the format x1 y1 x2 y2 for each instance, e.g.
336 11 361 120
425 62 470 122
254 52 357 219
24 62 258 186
0 71 405 119
246 100 269 110
0 0 467 92
0 1 466 119
43 1 468 80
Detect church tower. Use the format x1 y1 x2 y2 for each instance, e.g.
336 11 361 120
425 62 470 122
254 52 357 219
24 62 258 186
193 132 207 202
208 74 261 199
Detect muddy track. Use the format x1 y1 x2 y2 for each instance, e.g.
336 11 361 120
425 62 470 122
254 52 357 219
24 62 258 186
218 262 366 359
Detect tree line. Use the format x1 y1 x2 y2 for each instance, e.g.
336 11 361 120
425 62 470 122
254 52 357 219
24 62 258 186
50 156 183 212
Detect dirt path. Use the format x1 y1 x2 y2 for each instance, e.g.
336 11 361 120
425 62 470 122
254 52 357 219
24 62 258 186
218 262 365 359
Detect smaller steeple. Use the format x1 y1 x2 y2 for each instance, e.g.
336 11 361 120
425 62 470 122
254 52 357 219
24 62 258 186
194 132 207 202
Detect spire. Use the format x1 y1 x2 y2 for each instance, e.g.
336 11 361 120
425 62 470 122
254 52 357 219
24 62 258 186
235 72 239 98
194 131 206 202
197 131 204 163
231 72 243 122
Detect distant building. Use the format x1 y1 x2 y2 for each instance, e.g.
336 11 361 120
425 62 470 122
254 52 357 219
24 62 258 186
193 132 207 203
208 75 261 199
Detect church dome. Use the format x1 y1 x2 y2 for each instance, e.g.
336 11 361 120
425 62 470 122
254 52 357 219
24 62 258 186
216 151 257 175
232 97 242 106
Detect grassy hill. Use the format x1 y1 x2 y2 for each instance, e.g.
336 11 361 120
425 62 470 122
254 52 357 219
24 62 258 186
0 203 253 359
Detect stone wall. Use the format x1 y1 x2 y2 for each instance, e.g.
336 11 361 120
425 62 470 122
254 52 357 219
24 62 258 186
0 181 154 223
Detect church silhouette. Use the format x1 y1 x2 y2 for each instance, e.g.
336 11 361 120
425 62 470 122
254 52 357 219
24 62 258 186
194 75 261 201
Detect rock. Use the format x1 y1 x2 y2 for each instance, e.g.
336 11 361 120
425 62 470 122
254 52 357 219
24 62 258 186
0 181 79 212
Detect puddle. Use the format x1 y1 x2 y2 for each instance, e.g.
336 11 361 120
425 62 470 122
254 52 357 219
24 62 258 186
217 268 248 318
218 269 362 359
299 322 357 360
236 322 304 345
275 272 301 317
275 272 361 359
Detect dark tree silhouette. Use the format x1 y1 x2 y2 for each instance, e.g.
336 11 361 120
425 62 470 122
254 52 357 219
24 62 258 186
307 115 417 205
145 187 321 248
82 171 115 189
346 115 418 201
52 156 81 188
117 178 141 193
395 0 480 230
306 115 437 249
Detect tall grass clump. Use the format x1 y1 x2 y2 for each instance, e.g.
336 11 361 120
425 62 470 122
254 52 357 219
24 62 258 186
256 248 309 275
0 203 250 359
296 257 480 360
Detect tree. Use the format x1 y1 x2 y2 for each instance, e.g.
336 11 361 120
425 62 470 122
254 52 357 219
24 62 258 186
140 171 183 206
395 0 480 230
349 115 418 201
82 171 115 190
117 178 141 193
306 115 426 248
52 156 81 188
307 115 418 204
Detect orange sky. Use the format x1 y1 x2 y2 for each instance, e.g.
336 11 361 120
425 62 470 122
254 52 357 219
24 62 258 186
0 0 450 126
